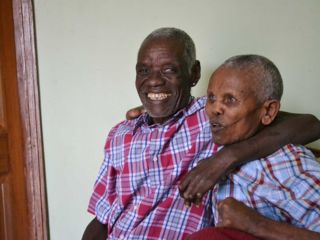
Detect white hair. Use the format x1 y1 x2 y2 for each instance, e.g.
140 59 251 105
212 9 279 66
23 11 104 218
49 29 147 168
140 27 196 74
221 54 283 102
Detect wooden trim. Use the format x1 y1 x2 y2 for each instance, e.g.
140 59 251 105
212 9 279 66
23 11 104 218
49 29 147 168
11 0 49 239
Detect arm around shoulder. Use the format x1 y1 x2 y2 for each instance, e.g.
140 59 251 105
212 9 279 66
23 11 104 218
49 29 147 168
225 111 320 167
82 217 108 240
276 111 320 145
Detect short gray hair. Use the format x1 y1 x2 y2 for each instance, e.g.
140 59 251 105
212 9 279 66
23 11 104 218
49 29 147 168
140 27 196 74
221 54 283 102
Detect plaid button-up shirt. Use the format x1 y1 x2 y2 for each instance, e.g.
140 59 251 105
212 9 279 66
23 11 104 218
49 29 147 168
213 144 320 232
88 97 218 240
88 96 320 239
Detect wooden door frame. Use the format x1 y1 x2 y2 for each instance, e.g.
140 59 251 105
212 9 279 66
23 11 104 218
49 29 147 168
11 0 48 239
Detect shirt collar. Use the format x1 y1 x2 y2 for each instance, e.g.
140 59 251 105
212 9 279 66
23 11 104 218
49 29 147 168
133 96 205 133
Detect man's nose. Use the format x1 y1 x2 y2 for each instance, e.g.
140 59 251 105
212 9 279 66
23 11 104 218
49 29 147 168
147 71 166 86
208 101 224 116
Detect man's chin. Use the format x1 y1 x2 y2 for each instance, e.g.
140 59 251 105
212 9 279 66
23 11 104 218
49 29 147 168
148 112 172 124
212 134 233 146
213 139 225 145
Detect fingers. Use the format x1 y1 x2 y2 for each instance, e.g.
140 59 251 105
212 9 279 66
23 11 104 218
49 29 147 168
218 197 236 212
184 199 191 208
183 193 202 208
179 173 200 202
194 193 203 207
217 199 232 228
180 178 205 207
179 175 194 207
182 175 208 203
179 157 218 207
217 198 261 232
178 174 190 195
217 197 249 227
182 178 199 200
125 105 145 120
217 198 234 217
179 168 211 207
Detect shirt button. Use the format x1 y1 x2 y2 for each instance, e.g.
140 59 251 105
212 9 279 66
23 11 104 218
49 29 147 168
193 162 198 168
153 156 157 161
119 234 124 239
134 204 138 210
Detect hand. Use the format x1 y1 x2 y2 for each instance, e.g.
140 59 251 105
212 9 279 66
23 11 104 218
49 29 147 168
179 153 232 207
218 199 320 240
82 218 108 240
126 105 145 120
217 197 263 233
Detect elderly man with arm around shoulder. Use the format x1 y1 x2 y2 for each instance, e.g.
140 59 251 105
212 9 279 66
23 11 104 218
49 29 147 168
82 28 320 240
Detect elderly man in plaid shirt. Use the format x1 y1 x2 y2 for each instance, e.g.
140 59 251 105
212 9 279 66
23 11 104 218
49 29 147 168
82 28 320 240
188 54 320 240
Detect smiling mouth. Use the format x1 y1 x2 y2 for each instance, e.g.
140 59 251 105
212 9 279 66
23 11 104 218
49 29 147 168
147 93 172 101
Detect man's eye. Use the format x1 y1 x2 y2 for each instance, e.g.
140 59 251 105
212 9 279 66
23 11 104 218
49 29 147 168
207 94 216 102
137 68 149 75
225 96 237 104
162 67 176 74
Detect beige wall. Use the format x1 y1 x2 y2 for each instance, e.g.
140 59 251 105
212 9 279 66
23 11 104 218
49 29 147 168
34 0 320 239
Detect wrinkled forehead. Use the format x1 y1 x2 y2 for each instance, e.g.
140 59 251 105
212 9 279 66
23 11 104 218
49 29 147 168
215 65 259 82
138 38 185 59
209 67 259 96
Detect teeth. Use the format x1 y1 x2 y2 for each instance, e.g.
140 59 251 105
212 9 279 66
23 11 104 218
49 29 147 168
148 93 171 100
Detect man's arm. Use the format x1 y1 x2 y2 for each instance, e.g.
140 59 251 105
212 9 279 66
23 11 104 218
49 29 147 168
82 218 108 240
217 197 320 240
179 111 320 205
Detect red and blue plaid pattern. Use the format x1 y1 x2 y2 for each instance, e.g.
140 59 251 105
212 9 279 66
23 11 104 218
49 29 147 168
88 97 219 239
88 95 320 239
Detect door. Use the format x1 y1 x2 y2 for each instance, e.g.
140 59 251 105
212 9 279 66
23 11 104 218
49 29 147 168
0 0 48 239
0 0 31 238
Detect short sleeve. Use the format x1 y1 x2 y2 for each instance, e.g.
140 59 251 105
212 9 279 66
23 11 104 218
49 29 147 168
256 145 320 231
87 128 120 224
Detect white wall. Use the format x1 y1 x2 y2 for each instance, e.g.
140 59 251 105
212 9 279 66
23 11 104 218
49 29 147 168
34 0 320 239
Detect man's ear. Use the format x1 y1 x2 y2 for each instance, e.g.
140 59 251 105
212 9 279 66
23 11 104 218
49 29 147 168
260 100 281 126
191 60 201 87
